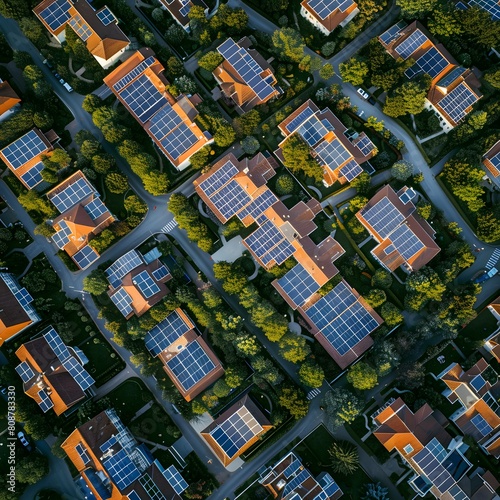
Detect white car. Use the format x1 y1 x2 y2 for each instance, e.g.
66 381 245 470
17 431 32 451
357 88 370 100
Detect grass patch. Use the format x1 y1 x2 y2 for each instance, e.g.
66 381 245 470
423 343 463 377
455 309 499 357
437 174 477 230
2 250 29 277
130 403 180 446
105 378 152 424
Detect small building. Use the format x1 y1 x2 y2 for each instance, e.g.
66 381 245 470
157 0 208 32
356 185 441 273
300 0 359 35
276 99 376 187
103 48 213 170
438 358 500 458
62 408 188 499
105 248 172 319
200 395 272 466
259 451 343 499
46 171 115 269
214 37 281 113
484 297 500 362
373 397 499 499
482 140 500 189
0 128 60 190
33 0 129 69
0 273 40 347
0 79 21 121
15 326 94 415
144 308 224 401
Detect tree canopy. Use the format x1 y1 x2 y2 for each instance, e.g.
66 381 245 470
281 134 323 182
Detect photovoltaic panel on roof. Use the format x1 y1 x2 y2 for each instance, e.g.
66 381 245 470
379 20 407 45
152 265 169 281
199 160 239 196
52 220 72 249
16 361 35 383
84 198 108 220
211 179 251 220
39 0 72 31
389 224 425 261
163 466 188 494
133 270 160 298
97 6 117 25
44 327 71 361
113 56 156 92
179 0 191 17
72 245 99 269
1 130 47 170
148 104 183 141
103 448 141 491
307 0 354 19
160 122 199 161
339 159 363 182
100 435 117 453
405 46 449 79
110 288 134 317
49 176 96 213
21 161 44 189
438 82 478 123
315 137 352 170
276 264 321 308
14 287 33 307
360 197 405 239
470 0 500 20
237 190 278 221
285 106 315 133
145 310 192 356
245 220 294 266
354 134 375 156
471 413 493 436
394 29 428 59
297 115 328 146
68 14 93 41
38 389 54 412
62 357 95 390
106 250 143 288
283 469 311 496
76 443 91 464
470 375 486 391
283 457 302 479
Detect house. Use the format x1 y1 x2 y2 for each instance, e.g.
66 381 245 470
379 21 482 131
214 37 281 113
259 451 343 499
200 395 272 466
300 0 359 35
194 152 344 283
484 297 500 362
373 397 500 499
61 408 188 499
356 185 441 272
33 0 129 69
105 248 172 319
144 308 224 401
276 99 377 187
15 326 94 415
103 48 213 170
46 171 115 269
0 127 60 190
157 0 208 32
482 140 500 189
438 358 500 458
0 273 40 347
0 79 21 121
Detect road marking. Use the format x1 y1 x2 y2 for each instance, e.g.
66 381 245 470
307 388 321 400
162 220 178 233
486 248 500 270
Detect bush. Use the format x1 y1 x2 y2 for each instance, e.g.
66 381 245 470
274 174 295 195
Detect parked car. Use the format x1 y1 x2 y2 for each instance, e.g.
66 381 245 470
53 72 61 79
59 78 65 85
42 59 53 69
357 88 369 100
473 267 498 284
17 431 32 451
63 82 74 93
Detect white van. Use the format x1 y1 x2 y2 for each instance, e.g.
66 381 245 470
63 82 74 93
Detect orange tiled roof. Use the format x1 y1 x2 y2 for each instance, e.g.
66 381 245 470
0 80 20 115
301 0 358 33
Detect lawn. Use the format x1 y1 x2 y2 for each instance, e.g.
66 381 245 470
423 343 464 378
129 403 180 446
2 250 29 277
105 378 153 424
455 309 499 357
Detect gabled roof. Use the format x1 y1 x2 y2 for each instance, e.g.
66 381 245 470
157 0 207 29
0 79 21 116
301 0 358 33
482 140 500 185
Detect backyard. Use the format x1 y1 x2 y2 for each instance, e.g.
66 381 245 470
105 378 152 424
455 308 499 357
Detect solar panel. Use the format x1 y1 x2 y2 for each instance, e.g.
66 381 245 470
145 310 192 356
62 357 94 391
110 287 134 317
49 176 96 213
15 361 35 383
38 389 54 412
152 265 169 281
199 160 239 196
283 469 310 496
283 457 302 479
307 0 354 19
210 406 263 458
100 435 118 453
394 29 428 59
84 198 109 220
315 137 352 170
106 250 143 288
97 6 117 26
103 449 141 491
471 413 493 436
113 56 156 92
39 0 72 31
297 115 328 146
470 375 486 392
52 220 72 249
132 270 161 298
359 197 405 239
148 104 183 141
438 82 478 124
159 122 198 161
76 443 91 464
211 179 251 220
389 224 424 260
379 20 407 45
14 287 33 307
44 327 71 361
276 264 321 308
339 159 363 182
353 134 375 156
237 190 278 221
285 105 315 133
163 465 188 494
20 161 44 189
166 340 216 391
179 0 191 17
1 130 48 169
72 245 99 269
68 14 93 41
405 46 450 79
470 0 500 20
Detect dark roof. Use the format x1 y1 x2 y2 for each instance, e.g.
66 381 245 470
0 276 29 328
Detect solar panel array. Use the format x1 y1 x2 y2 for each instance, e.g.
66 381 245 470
113 56 156 92
339 159 363 182
132 270 160 298
470 375 486 392
49 176 95 213
470 0 500 20
1 130 47 169
72 245 99 269
471 413 493 436
14 287 33 308
145 310 192 356
394 29 427 59
110 288 134 317
237 190 278 221
354 134 375 156
97 6 116 26
106 250 143 288
211 179 251 220
179 0 191 17
152 265 169 281
297 115 328 146
21 161 44 189
276 264 320 308
389 224 424 260
285 105 315 133
307 0 354 19
360 197 405 239
76 443 91 465
244 220 295 266
438 82 478 123
38 389 54 412
305 281 380 356
315 137 352 170
199 160 239 196
103 448 141 491
138 473 164 499
39 0 72 31
62 357 95 391
163 466 188 494
149 105 182 141
218 38 276 101
405 46 449 79
68 14 92 41
16 361 35 383
210 406 263 458
159 122 198 161
412 444 458 493
283 458 301 479
52 220 72 249
283 469 311 496
84 198 109 221
488 152 500 174
166 341 216 391
100 435 117 452
379 20 407 45
44 327 71 360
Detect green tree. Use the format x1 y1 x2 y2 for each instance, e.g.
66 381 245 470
12 50 32 69
484 68 500 89
124 195 147 214
80 139 101 159
322 41 336 57
212 379 231 398
167 56 183 76
351 171 371 194
19 17 46 48
82 94 103 114
142 171 169 196
428 6 463 37
279 387 309 419
349 195 369 213
299 360 324 388
88 229 115 254
18 190 55 218
210 4 248 35
347 362 378 390
234 333 261 356
391 160 413 181
225 366 246 388
0 0 30 19
339 57 368 86
278 333 311 362
281 134 323 182
213 121 236 147
380 302 403 327
365 116 384 132
92 153 115 174
189 146 211 170
83 269 109 295
326 441 359 475
396 0 438 18
274 174 295 195
477 209 500 243
383 80 429 117
271 28 305 63
364 289 386 308
319 64 335 80
240 136 260 155
15 454 49 485
198 51 223 72
105 172 128 194
233 110 261 137
324 388 363 427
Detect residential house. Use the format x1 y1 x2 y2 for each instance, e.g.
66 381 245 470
0 127 60 190
379 21 482 131
62 408 188 499
105 247 172 319
373 397 499 499
484 296 500 362
276 99 377 187
0 79 21 121
482 140 500 189
214 37 281 113
259 451 343 499
15 326 94 415
103 48 213 170
0 273 40 347
356 185 441 272
46 171 115 269
300 0 359 35
34 0 129 68
157 0 208 32
144 308 224 401
439 358 500 458
200 394 272 466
